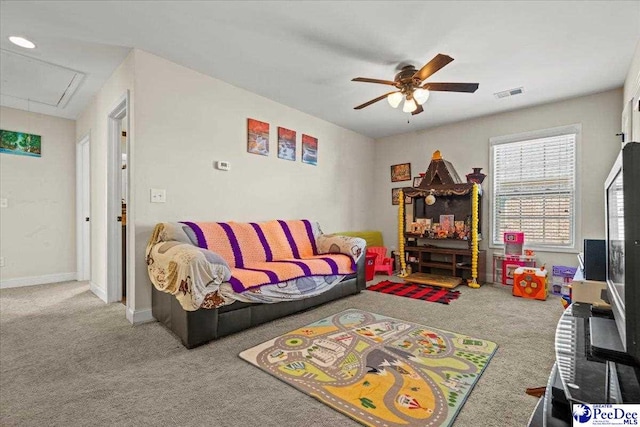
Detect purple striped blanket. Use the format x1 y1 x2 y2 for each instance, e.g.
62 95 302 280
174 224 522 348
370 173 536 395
180 220 355 292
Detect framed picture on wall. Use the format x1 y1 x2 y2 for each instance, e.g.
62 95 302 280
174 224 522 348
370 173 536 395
0 129 41 157
277 127 296 161
390 163 411 182
405 195 412 204
247 118 269 156
413 176 423 187
301 134 318 165
391 188 402 205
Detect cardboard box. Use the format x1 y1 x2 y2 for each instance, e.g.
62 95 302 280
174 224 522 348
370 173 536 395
571 279 610 308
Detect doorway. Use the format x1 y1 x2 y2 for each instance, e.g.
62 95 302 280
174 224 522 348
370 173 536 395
107 92 129 305
76 134 91 281
120 115 128 303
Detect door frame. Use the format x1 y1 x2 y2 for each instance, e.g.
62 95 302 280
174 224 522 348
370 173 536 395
106 92 129 304
76 133 91 281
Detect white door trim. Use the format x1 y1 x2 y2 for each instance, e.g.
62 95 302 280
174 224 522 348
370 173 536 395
107 92 129 305
76 133 91 282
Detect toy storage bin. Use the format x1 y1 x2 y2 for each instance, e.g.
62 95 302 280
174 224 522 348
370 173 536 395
512 266 548 301
365 253 377 281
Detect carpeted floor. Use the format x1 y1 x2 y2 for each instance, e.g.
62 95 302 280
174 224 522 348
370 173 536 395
0 277 564 426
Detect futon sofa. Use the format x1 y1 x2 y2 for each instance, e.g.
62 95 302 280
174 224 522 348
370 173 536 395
146 220 366 348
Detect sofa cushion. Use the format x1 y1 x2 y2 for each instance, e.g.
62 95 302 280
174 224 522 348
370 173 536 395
227 255 354 293
333 230 384 248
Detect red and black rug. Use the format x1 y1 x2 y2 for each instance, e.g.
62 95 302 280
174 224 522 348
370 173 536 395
366 280 461 305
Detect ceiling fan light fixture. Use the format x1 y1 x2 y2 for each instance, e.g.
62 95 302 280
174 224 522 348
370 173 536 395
9 36 36 49
413 88 430 105
402 97 417 113
387 92 403 108
351 54 478 115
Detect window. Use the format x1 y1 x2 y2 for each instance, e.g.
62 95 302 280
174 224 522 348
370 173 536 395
490 125 579 250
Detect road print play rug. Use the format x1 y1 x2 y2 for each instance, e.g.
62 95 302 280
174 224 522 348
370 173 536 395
239 309 497 427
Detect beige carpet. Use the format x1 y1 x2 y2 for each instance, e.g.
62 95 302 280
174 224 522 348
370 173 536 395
0 278 563 426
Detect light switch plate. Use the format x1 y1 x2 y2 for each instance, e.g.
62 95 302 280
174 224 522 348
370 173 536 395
0 198 7 208
0 257 5 267
150 189 166 203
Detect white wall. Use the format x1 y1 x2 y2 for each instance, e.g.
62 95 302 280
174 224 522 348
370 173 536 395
624 40 640 140
624 40 640 109
130 50 375 316
0 107 76 286
374 89 622 278
75 51 134 302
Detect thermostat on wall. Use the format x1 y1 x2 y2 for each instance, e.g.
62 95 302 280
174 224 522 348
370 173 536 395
216 161 230 171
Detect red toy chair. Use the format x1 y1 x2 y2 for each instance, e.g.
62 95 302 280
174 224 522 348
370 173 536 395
366 246 394 276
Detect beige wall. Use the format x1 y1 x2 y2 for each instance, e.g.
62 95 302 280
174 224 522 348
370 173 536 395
0 107 76 285
76 51 134 301
374 89 622 279
130 50 375 316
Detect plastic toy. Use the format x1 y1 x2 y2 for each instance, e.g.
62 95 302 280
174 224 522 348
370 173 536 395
512 266 548 301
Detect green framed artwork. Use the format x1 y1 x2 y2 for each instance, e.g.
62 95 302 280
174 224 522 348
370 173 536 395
0 129 41 157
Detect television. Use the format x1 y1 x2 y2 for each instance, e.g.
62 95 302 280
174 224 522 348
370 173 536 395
602 142 640 368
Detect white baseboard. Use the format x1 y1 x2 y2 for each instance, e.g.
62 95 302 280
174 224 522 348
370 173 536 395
0 272 78 289
126 307 154 325
89 281 108 303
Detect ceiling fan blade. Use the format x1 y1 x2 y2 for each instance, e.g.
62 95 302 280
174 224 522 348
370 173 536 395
352 77 397 86
422 82 479 93
411 105 424 116
413 54 454 82
354 91 399 110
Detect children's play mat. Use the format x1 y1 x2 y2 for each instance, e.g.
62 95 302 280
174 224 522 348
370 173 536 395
240 309 497 427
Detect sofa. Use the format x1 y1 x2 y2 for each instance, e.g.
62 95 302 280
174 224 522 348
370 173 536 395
146 220 366 348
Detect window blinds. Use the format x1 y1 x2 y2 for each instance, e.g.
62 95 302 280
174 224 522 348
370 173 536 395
492 133 576 248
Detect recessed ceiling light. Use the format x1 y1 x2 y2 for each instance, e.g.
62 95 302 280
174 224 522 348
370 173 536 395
9 36 36 49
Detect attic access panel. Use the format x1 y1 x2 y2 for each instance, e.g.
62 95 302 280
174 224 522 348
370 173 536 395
0 49 84 108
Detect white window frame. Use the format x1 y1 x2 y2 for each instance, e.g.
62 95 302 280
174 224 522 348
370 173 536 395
489 123 581 253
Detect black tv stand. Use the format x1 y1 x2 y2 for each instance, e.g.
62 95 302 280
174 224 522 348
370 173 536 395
527 304 640 427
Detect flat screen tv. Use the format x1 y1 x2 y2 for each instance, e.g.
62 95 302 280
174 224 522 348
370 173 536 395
604 142 640 367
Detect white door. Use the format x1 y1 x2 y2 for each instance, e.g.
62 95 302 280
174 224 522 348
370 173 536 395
76 136 91 281
107 93 128 304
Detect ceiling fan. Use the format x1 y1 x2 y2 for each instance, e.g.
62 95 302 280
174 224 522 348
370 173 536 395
352 54 479 115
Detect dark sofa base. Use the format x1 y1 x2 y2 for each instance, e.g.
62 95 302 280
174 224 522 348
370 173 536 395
152 256 365 348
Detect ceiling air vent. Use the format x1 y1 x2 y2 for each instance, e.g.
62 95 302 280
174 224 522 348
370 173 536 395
494 87 524 99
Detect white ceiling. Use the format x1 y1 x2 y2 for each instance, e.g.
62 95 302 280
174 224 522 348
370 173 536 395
1 1 639 138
